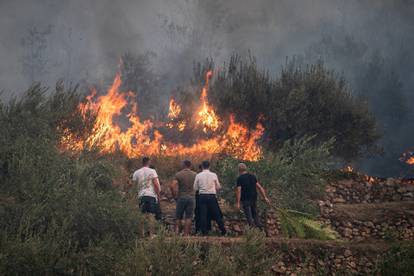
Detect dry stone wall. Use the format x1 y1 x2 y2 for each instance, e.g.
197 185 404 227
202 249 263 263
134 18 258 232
321 176 414 241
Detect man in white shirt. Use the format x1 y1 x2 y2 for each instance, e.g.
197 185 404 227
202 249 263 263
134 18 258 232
132 157 161 219
194 160 226 235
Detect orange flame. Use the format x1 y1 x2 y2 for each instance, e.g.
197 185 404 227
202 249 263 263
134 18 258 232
400 151 414 166
196 70 220 133
60 70 264 161
168 98 181 119
166 98 186 131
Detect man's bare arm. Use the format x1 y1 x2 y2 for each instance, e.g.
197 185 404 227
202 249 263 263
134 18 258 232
236 186 241 209
170 179 178 199
256 182 271 204
152 177 161 199
214 179 221 191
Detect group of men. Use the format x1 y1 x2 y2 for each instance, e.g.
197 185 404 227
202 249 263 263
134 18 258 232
132 157 271 236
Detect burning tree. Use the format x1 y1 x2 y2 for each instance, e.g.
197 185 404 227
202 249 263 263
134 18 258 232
59 69 264 161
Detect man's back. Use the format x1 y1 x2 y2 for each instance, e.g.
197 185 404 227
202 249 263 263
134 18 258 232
194 170 220 194
175 168 196 198
236 173 258 201
133 166 158 198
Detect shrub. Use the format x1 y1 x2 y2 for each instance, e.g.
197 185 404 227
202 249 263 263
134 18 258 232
0 84 143 275
378 245 414 275
215 135 333 213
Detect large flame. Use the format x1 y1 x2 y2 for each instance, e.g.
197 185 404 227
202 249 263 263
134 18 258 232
196 70 220 133
60 70 264 161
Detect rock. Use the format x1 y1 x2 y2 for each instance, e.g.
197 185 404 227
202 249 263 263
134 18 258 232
344 249 352 257
333 197 346 203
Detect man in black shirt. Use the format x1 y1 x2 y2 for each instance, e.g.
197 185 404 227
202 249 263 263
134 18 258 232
236 163 271 227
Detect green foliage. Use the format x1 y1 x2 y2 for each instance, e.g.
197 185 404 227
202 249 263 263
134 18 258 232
215 135 333 213
278 209 337 240
205 55 380 161
119 231 202 276
231 229 275 275
378 244 414 275
0 85 142 275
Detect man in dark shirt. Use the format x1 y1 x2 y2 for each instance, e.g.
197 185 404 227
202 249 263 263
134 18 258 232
171 160 197 235
236 163 271 227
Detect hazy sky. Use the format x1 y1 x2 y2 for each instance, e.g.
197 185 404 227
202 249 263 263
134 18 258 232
1 0 412 93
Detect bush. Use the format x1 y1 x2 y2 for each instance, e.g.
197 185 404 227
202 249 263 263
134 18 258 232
0 84 143 275
378 245 414 275
203 55 380 161
215 135 333 214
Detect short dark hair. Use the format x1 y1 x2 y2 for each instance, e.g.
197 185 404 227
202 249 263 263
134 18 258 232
183 160 191 168
142 157 150 166
201 160 210 169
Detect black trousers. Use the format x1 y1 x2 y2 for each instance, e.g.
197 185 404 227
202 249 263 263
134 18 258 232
199 194 226 235
195 192 211 233
242 199 262 228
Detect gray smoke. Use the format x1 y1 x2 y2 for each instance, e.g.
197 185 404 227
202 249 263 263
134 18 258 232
1 0 414 176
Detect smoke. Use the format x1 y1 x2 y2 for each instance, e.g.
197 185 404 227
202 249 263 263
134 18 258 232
1 0 414 176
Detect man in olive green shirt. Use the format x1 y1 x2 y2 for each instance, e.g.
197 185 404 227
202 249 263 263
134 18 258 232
171 160 197 235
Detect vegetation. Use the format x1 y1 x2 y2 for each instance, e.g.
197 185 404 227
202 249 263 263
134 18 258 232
0 53 387 273
215 135 333 214
0 84 142 274
190 55 380 161
378 244 414 275
0 83 279 275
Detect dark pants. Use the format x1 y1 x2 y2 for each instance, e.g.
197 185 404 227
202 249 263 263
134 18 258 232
139 196 161 220
195 192 210 233
242 200 262 228
199 194 226 235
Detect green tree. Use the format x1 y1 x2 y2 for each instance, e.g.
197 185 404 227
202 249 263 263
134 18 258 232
206 55 380 161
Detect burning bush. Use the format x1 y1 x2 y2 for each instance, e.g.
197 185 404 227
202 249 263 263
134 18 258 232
58 68 265 162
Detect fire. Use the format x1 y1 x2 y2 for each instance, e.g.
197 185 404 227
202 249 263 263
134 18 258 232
223 115 264 161
74 73 163 157
196 70 220 133
400 151 414 166
168 98 181 119
166 98 186 131
59 70 264 161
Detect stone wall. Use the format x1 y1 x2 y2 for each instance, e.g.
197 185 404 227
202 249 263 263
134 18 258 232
270 239 386 275
324 177 414 204
321 176 414 241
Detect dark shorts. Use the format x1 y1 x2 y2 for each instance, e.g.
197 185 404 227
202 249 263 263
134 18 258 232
139 196 157 215
176 196 194 220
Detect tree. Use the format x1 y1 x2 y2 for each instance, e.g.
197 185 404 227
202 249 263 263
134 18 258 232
206 55 380 161
120 52 162 120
